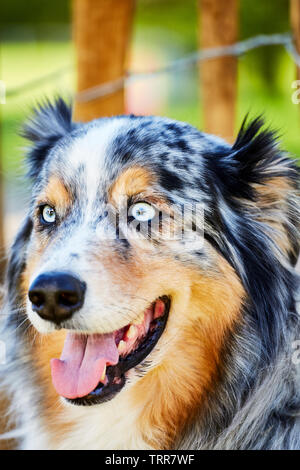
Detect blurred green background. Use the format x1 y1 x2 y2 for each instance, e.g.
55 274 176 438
0 0 299 242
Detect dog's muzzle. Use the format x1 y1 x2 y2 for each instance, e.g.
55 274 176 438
28 272 86 325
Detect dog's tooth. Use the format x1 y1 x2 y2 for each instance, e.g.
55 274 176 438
127 325 138 339
100 365 106 382
118 340 126 353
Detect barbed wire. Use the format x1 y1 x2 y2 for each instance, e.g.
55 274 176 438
6 66 70 99
5 32 300 103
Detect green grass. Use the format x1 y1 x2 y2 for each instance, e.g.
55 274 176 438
1 41 74 174
1 40 299 178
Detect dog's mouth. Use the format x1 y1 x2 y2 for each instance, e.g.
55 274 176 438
50 296 170 406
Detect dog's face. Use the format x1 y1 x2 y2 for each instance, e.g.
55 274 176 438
23 110 234 406
8 100 299 445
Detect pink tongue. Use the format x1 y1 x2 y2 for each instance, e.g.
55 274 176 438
50 332 119 399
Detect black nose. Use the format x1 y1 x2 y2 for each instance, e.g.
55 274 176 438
28 272 86 324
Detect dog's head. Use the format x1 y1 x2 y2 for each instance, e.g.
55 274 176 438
6 99 299 444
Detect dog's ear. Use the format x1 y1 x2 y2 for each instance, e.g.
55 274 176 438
233 117 299 264
22 98 74 180
209 116 300 265
230 116 298 197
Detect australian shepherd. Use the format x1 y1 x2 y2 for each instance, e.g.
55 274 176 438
0 98 299 450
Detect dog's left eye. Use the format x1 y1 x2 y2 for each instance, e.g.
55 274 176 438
130 202 155 222
41 205 56 224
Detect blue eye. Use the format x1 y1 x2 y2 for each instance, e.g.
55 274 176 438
130 202 156 222
41 205 56 224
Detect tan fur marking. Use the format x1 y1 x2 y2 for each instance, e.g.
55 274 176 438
253 176 298 259
109 167 155 204
37 176 71 213
133 255 244 449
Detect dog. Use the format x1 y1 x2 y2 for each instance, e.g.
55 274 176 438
0 98 299 450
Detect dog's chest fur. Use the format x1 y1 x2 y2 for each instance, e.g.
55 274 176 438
21 390 151 450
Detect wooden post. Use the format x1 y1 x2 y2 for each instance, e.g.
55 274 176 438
290 0 300 81
199 0 238 142
73 0 135 122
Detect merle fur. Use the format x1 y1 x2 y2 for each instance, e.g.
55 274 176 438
1 98 299 449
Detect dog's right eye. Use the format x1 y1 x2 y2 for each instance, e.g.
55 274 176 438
40 205 56 224
129 202 156 222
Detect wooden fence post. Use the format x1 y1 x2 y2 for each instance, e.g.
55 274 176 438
199 0 239 142
73 0 135 122
290 0 300 81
